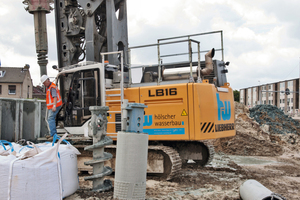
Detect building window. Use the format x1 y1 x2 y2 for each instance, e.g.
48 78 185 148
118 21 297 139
8 85 16 95
0 85 2 94
0 71 5 77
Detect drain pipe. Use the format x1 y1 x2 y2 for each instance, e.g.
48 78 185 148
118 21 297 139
240 179 286 200
200 48 215 76
114 102 148 199
84 106 113 192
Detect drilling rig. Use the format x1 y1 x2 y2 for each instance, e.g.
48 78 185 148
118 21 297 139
37 0 236 180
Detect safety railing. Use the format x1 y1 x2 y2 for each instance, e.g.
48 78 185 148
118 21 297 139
127 30 224 85
101 51 125 138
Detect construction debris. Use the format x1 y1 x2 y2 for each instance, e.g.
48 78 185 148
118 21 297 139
250 104 300 136
213 102 300 156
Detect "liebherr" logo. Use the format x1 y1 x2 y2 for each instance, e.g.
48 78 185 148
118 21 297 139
216 93 231 121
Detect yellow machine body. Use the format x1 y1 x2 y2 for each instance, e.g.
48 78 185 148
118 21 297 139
106 81 235 141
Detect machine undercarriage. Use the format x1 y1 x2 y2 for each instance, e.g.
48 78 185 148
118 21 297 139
72 139 214 180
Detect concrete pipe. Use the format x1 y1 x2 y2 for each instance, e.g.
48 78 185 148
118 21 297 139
114 132 148 200
239 179 286 200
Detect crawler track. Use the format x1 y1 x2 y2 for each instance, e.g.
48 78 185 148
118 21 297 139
148 145 182 180
74 139 214 180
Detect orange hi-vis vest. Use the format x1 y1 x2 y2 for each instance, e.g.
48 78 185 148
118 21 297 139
46 82 62 109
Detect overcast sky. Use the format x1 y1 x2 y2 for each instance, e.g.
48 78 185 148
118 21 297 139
1 0 300 90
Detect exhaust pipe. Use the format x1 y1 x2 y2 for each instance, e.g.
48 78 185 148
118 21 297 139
201 48 215 76
162 48 215 81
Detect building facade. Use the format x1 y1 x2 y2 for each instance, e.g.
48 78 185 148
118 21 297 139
0 66 33 99
240 78 299 116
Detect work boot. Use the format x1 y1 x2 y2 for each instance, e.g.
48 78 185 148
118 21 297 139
45 134 51 139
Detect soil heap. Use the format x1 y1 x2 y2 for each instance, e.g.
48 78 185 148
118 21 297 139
213 102 300 156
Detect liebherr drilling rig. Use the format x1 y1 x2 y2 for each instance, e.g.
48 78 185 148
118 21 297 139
39 0 236 179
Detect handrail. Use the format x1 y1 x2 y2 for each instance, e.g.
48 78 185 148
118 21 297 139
100 51 124 137
128 38 201 83
157 30 224 61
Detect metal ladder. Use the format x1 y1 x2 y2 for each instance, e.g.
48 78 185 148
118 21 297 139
100 51 125 138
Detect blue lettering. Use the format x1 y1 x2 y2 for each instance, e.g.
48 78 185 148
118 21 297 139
216 93 231 121
216 93 224 120
143 115 153 126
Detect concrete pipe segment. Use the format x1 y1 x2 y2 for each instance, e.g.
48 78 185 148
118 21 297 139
239 179 286 200
114 132 148 199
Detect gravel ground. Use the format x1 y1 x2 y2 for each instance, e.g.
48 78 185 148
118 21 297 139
65 151 300 199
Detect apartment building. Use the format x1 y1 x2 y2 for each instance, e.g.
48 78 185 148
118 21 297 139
240 78 299 116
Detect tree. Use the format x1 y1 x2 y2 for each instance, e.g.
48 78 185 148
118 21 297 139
233 90 240 102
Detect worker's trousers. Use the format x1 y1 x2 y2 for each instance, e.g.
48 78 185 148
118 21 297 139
47 105 62 136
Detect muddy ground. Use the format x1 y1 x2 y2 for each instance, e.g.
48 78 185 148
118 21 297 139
65 103 300 199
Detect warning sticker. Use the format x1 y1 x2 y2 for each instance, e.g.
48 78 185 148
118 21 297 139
181 109 188 116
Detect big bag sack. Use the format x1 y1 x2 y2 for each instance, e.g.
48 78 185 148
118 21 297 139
0 133 68 200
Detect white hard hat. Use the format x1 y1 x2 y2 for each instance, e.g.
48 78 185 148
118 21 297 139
40 74 49 83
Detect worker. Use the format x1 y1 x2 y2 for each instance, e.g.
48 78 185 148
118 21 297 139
41 75 62 139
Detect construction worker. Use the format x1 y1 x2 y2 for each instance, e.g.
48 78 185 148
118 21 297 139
41 75 62 139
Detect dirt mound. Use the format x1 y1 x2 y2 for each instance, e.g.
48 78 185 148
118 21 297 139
214 133 283 156
213 102 300 156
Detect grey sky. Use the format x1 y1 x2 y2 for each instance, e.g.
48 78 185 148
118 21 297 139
1 0 300 90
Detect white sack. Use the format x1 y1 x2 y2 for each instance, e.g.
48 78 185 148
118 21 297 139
28 140 81 198
0 155 18 198
0 134 68 200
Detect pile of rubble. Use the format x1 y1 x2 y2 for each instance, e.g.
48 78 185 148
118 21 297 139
250 104 300 135
213 102 299 156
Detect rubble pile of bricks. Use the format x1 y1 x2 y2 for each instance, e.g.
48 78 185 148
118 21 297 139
250 105 300 136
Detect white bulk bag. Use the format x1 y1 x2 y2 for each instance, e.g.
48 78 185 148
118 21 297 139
0 141 23 156
10 142 23 154
0 154 18 197
0 140 14 156
0 134 67 200
58 143 81 197
23 136 81 198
